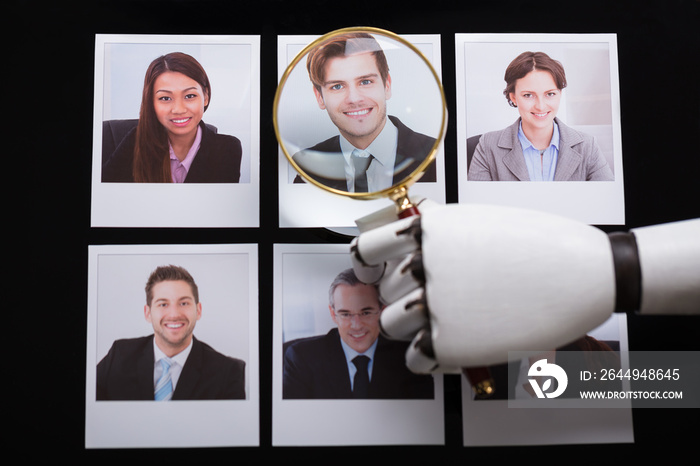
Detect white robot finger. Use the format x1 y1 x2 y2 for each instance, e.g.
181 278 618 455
379 288 429 341
378 252 424 304
405 328 461 374
404 329 439 374
350 215 421 269
350 244 386 285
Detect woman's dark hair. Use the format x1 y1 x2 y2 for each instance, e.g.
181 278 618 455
133 52 211 183
503 51 567 108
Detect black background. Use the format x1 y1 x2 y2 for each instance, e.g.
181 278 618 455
10 0 699 460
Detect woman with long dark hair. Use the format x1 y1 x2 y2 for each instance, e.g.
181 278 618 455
102 52 242 183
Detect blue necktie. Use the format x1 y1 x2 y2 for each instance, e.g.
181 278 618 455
154 358 173 401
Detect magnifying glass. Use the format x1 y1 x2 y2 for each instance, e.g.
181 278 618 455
274 27 494 397
274 26 445 220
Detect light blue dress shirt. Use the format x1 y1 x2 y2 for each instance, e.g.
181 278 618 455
339 337 379 390
152 338 193 391
517 121 560 181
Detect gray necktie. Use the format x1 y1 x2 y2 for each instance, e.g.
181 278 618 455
351 149 372 192
352 355 370 398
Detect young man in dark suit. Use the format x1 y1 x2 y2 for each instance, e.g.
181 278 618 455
96 265 245 401
292 32 437 192
283 268 433 399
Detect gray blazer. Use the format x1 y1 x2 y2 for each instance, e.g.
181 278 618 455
468 118 614 181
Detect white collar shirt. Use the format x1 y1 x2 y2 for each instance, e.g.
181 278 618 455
152 338 194 391
339 118 398 192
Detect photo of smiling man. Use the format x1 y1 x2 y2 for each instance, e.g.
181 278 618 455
291 32 437 193
282 268 434 400
96 264 246 401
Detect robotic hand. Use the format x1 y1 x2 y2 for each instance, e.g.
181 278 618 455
350 198 700 375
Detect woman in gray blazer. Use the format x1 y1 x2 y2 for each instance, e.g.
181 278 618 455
468 51 613 182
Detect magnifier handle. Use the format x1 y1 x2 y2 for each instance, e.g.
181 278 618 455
398 205 421 219
464 366 495 399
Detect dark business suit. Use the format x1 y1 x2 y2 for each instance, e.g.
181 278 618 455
96 335 246 400
101 121 242 183
292 116 437 191
283 328 434 399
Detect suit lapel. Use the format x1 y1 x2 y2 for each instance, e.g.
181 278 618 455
391 116 433 184
501 121 530 181
295 137 348 191
553 120 583 181
325 329 353 397
393 117 411 184
172 337 201 400
184 123 204 183
367 336 395 397
137 335 157 400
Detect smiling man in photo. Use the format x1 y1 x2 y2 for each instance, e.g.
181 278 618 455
292 32 437 192
96 264 246 401
282 268 434 399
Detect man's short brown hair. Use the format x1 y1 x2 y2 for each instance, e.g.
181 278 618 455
306 32 390 92
145 265 199 306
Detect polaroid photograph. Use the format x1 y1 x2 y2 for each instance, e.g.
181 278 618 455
85 244 259 448
91 34 260 227
461 313 634 446
277 33 446 230
272 243 444 446
455 33 624 225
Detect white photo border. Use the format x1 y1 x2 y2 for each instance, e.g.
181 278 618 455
85 244 260 448
90 34 260 227
455 33 624 225
277 34 446 230
272 243 445 446
461 313 633 446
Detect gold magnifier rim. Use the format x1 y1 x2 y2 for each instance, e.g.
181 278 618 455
273 26 447 200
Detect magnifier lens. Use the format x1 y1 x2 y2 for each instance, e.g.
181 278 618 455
274 27 446 207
